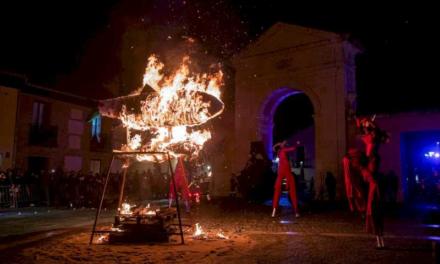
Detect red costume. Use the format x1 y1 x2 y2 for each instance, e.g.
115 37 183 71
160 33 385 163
272 145 298 213
169 157 190 201
361 131 384 236
343 117 388 237
342 149 366 212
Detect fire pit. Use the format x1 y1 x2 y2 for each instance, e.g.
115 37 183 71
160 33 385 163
89 152 185 245
109 204 178 243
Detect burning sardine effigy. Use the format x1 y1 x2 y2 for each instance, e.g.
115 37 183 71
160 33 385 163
99 54 224 162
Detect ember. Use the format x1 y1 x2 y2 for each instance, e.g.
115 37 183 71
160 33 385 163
110 227 124 232
120 202 134 215
216 230 229 240
97 234 109 244
193 223 207 239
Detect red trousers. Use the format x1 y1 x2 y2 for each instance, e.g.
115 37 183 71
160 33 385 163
169 158 190 201
342 155 366 213
362 159 384 236
272 166 298 213
169 180 190 200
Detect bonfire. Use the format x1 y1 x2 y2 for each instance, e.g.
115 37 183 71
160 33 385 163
99 54 224 162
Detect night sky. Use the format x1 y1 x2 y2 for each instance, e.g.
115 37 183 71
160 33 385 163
0 1 423 114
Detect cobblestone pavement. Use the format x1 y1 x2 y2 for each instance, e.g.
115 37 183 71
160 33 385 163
0 207 114 237
181 198 434 263
189 198 427 236
0 198 436 263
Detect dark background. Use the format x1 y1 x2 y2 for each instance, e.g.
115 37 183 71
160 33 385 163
0 1 426 114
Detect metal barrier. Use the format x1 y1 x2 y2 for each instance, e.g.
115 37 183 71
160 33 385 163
0 185 35 208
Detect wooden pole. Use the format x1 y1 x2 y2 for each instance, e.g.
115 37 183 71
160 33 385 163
89 155 115 245
168 153 184 244
117 160 129 211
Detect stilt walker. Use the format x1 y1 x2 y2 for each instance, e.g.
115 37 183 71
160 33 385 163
359 117 388 249
272 140 300 218
169 155 191 212
343 116 389 248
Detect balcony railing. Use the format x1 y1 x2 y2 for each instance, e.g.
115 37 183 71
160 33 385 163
90 134 111 152
28 124 58 147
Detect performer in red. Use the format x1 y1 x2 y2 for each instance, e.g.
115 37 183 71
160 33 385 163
343 116 389 248
359 117 388 249
168 156 191 212
271 140 300 218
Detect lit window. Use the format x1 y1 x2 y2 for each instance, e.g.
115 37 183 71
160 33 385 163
32 102 46 127
90 114 102 140
90 159 101 174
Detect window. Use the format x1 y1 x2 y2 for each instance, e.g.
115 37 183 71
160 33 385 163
64 156 82 172
68 135 81 149
32 101 46 127
90 159 101 175
70 109 83 120
68 120 84 135
90 114 101 140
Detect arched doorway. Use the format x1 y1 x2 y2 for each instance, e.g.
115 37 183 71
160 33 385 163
260 88 301 160
259 88 315 163
272 93 315 169
259 88 316 202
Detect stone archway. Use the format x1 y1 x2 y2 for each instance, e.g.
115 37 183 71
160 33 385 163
259 87 315 160
231 23 360 199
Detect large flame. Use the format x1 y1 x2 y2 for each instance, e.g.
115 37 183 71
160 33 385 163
100 54 224 162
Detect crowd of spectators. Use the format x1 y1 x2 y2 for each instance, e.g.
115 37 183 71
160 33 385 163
0 167 171 209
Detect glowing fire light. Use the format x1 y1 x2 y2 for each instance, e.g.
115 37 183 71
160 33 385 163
97 234 109 243
145 210 156 216
111 227 124 232
216 230 229 240
120 203 133 215
99 54 224 162
144 204 157 216
193 223 207 239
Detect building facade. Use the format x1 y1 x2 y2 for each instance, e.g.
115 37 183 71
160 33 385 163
0 85 18 170
376 112 440 202
0 78 113 175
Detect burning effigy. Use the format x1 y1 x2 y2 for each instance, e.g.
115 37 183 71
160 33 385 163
90 53 225 244
98 54 224 162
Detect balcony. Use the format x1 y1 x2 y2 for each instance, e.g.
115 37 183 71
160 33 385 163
28 124 58 147
90 134 111 152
